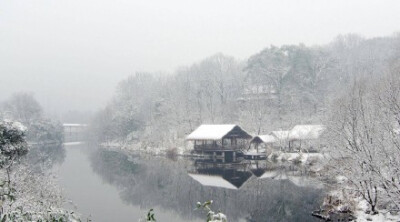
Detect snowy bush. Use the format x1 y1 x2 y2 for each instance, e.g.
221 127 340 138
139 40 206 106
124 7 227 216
292 153 303 165
26 120 64 145
0 120 80 221
0 206 80 222
196 200 227 222
0 121 28 168
138 209 156 222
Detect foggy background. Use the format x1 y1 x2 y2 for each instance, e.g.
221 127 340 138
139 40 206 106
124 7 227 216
1 0 400 119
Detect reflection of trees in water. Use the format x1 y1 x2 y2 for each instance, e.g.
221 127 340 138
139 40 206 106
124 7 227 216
90 149 324 222
25 143 66 171
90 149 140 188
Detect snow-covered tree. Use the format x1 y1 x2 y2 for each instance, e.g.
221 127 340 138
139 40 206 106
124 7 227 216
0 120 79 221
1 92 42 123
327 67 400 213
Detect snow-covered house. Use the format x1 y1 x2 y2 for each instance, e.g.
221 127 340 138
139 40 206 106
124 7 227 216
186 124 252 162
251 135 276 145
248 135 276 157
288 125 326 152
270 130 291 150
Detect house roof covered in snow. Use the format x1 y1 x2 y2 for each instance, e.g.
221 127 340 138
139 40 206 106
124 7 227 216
63 123 88 127
289 125 325 140
188 173 238 190
251 135 276 144
186 124 252 141
270 130 290 141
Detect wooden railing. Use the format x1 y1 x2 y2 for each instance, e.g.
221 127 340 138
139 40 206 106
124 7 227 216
194 144 245 151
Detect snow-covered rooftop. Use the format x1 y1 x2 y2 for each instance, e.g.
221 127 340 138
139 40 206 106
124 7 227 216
188 173 238 190
289 125 325 140
63 123 88 127
186 124 250 140
252 135 276 143
270 130 290 141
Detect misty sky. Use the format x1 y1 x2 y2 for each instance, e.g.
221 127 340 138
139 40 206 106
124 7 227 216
1 0 399 117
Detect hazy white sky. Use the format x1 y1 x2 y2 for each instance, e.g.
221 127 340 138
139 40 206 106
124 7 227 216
1 0 399 115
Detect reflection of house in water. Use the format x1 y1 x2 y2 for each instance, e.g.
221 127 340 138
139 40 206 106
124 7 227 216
259 168 323 189
188 162 253 190
186 124 252 162
189 174 240 190
88 148 325 222
247 160 270 177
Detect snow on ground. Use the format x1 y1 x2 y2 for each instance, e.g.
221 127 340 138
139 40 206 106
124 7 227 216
355 200 400 222
243 148 267 155
63 141 85 146
101 140 192 156
272 152 325 163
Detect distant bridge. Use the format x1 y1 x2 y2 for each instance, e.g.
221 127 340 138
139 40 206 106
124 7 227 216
63 123 88 143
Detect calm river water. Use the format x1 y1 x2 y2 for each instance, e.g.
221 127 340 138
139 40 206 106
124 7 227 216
56 143 325 222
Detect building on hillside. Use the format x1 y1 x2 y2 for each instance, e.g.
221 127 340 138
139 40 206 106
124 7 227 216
186 124 252 162
237 72 278 102
288 125 326 152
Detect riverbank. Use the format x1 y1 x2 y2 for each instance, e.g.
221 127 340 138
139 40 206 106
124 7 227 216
100 141 327 165
314 193 400 221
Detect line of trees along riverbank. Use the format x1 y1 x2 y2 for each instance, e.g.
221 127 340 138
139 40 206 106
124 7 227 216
90 33 400 219
91 34 400 147
0 92 64 145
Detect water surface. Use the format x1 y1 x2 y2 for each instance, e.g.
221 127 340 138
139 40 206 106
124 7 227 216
57 143 324 222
